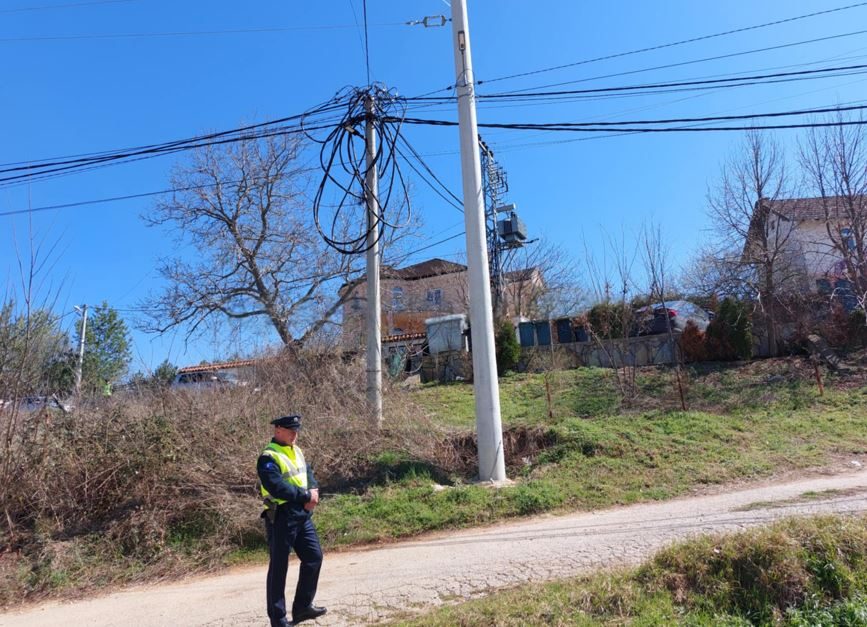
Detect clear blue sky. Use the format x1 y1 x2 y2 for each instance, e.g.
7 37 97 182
2 0 865 372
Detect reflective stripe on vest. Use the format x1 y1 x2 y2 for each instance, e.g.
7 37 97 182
260 441 308 506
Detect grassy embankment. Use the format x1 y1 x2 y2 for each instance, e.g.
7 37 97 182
394 514 867 626
313 358 867 548
1 355 865 606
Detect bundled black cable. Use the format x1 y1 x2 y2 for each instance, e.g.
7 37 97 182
305 85 411 255
0 104 345 188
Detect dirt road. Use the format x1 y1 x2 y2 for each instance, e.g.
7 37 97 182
4 467 867 626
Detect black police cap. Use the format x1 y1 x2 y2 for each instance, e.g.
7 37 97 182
271 414 302 430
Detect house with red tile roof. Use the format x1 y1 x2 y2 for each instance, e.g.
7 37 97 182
339 257 544 348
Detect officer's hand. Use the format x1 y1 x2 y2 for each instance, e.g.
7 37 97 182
304 488 320 511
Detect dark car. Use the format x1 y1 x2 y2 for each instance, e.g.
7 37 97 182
633 300 711 336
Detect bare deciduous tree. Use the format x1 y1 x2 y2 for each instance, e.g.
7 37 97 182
501 238 584 320
800 112 867 310
582 228 642 403
141 135 371 345
706 131 802 356
641 222 687 410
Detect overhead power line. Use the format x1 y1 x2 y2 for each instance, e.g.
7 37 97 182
0 22 408 43
478 2 867 87
0 0 133 13
394 135 463 211
496 29 867 96
476 63 867 101
409 25 867 99
0 168 325 218
0 100 348 186
402 118 867 134
0 106 341 171
392 103 867 133
362 0 372 85
0 123 336 187
405 61 867 115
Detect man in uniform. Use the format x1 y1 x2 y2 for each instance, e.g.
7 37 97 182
257 414 327 627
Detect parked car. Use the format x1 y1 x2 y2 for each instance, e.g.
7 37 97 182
633 300 711 336
171 370 247 390
1 395 74 413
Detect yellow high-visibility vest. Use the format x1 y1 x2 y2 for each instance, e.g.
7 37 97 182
259 441 308 506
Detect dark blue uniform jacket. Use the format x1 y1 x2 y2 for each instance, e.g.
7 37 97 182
257 439 319 519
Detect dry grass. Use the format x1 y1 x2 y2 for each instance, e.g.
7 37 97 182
0 350 449 606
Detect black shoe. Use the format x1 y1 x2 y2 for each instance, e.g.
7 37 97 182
293 605 327 624
271 618 293 627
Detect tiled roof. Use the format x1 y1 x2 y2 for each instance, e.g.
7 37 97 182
765 196 866 221
382 331 427 343
382 258 467 280
502 267 539 282
177 358 259 374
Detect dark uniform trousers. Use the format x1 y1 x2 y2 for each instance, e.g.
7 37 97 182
265 507 323 624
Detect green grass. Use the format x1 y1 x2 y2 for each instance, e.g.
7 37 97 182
412 368 623 427
413 359 857 428
310 360 867 548
394 515 867 626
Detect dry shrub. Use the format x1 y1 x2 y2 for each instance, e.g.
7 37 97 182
818 303 853 349
679 320 707 362
0 347 450 604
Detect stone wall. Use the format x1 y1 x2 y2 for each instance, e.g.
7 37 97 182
520 333 682 371
417 333 682 382
419 350 473 384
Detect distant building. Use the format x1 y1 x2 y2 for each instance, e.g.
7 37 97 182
748 196 864 305
340 257 545 347
172 358 257 389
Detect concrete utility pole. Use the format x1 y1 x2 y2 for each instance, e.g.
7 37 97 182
74 304 88 399
451 0 507 482
364 94 384 427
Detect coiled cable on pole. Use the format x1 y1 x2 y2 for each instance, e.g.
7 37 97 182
305 85 411 255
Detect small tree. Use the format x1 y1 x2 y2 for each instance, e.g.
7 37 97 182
586 302 631 339
0 303 70 395
494 320 521 375
77 302 132 394
705 298 752 361
152 360 177 386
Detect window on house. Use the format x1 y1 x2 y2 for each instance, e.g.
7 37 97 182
350 296 362 310
426 288 442 306
816 278 832 295
841 227 857 251
391 286 404 310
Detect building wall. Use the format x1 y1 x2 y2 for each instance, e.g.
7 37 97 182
341 268 544 348
786 220 848 287
342 272 468 348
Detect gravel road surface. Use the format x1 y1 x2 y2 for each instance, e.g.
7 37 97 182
3 467 867 626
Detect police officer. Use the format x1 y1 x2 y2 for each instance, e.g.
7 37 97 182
257 414 327 627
